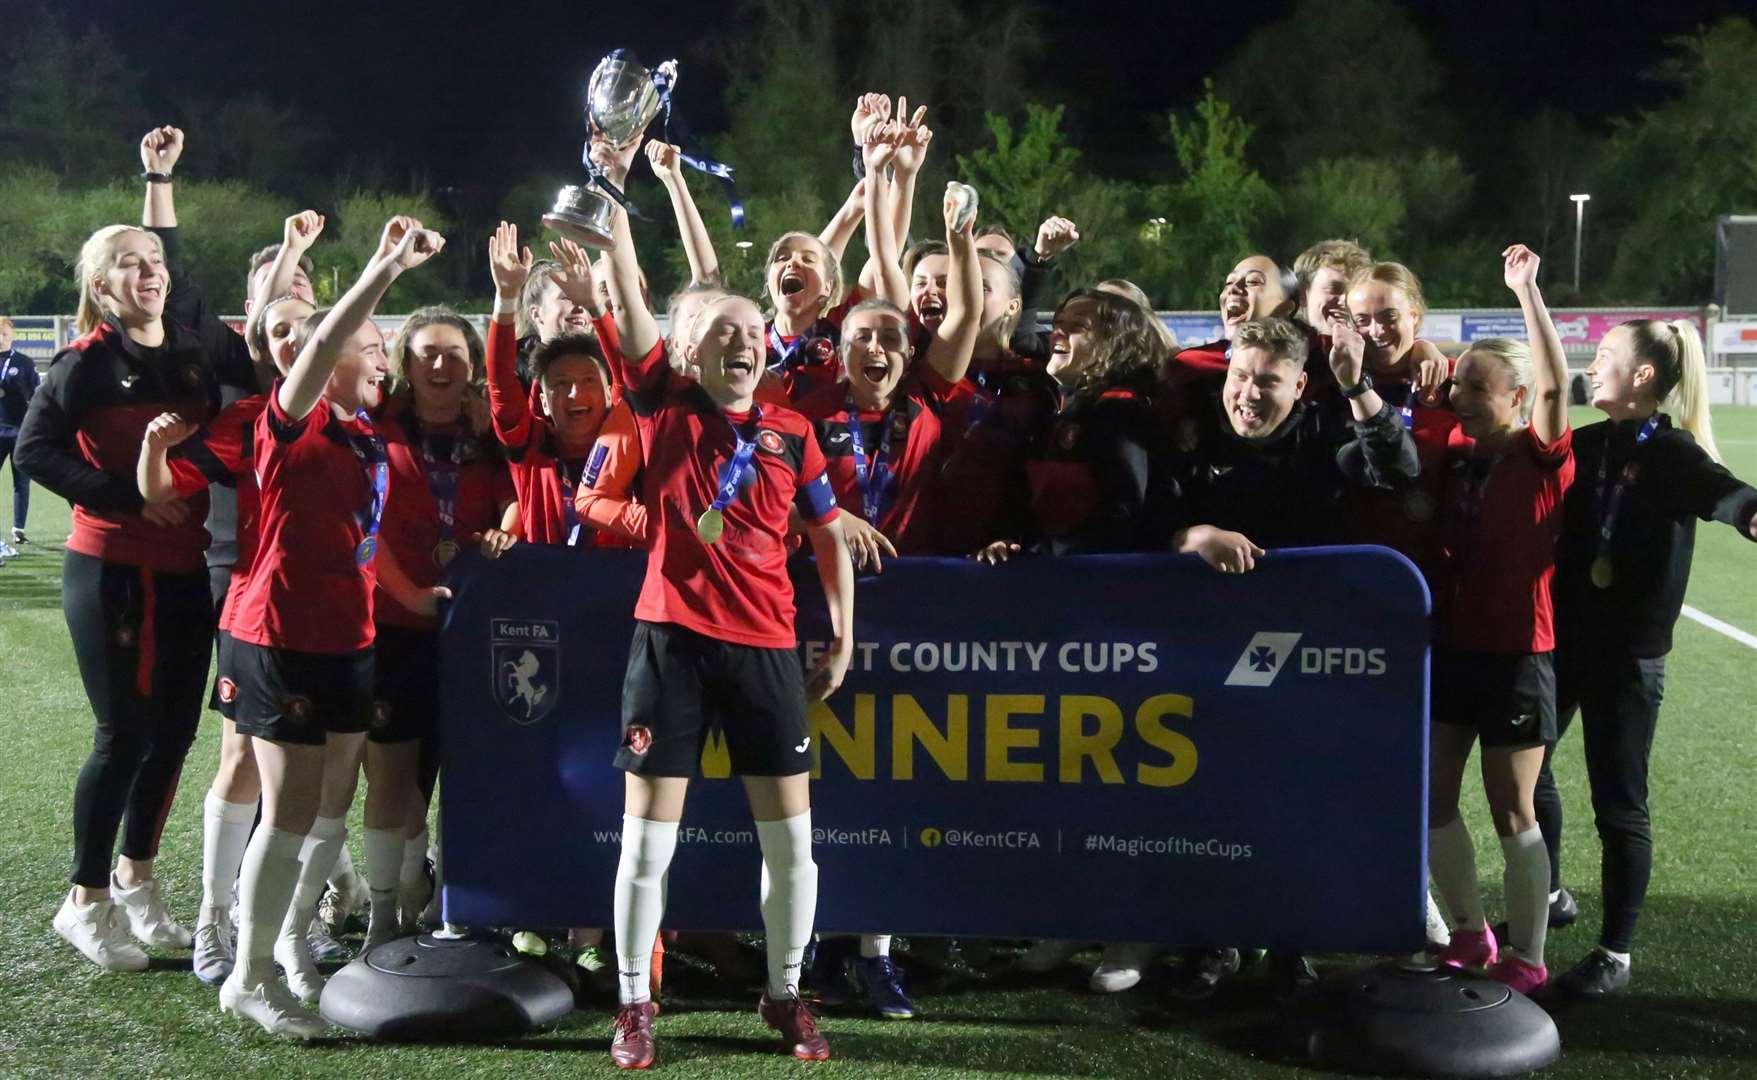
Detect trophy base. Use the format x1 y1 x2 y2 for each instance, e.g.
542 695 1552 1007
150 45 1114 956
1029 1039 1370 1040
542 210 615 251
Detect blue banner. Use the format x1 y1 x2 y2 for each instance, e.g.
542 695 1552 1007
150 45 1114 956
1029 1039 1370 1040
438 546 1431 954
6 317 59 363
1163 314 1224 348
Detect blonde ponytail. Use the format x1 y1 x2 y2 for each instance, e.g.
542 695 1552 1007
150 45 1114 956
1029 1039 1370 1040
1623 318 1720 463
73 225 161 335
1664 320 1720 463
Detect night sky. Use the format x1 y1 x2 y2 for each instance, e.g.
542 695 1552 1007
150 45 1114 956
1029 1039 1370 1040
50 0 1752 191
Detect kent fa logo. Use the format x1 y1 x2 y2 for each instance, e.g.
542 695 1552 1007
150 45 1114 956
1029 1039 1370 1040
1223 632 1303 687
492 619 561 724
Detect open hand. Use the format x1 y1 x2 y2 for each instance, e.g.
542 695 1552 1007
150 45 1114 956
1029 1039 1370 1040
1503 244 1541 293
488 221 534 300
547 237 599 312
973 539 1021 565
840 510 898 573
893 97 932 174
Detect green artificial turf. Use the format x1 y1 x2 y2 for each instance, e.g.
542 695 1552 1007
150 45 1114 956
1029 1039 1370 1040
0 409 1753 1079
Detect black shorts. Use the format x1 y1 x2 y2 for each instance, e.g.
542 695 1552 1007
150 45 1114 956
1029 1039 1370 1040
206 564 234 716
1432 648 1557 749
371 623 439 744
616 620 812 778
231 639 375 746
211 629 241 721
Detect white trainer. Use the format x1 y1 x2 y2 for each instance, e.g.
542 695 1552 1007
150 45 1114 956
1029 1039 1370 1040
111 874 194 948
274 923 326 1004
1017 939 1090 973
53 889 149 972
1090 942 1159 993
192 920 236 985
219 974 327 1039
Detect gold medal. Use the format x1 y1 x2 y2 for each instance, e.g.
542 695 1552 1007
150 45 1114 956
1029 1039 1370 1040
1590 555 1614 590
356 536 378 564
433 539 460 567
695 507 725 545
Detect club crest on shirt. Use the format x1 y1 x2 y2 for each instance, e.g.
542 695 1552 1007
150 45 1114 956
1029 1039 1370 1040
491 618 560 725
623 724 653 756
756 429 785 455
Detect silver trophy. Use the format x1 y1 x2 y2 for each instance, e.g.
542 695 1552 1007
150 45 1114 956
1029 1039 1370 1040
543 53 673 250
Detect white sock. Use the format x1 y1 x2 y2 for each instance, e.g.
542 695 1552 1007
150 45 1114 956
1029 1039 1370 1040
1599 947 1631 967
1499 828 1549 964
1548 889 1561 903
1428 817 1486 931
235 825 305 986
362 826 405 925
1424 890 1452 947
200 792 256 925
757 811 818 998
860 934 891 959
612 815 678 1005
328 841 360 893
400 826 429 888
282 816 346 942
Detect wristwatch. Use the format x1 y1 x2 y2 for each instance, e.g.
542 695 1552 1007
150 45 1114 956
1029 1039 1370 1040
1340 372 1374 400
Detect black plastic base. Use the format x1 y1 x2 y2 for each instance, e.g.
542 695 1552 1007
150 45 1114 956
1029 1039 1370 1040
319 932 575 1040
1297 960 1560 1077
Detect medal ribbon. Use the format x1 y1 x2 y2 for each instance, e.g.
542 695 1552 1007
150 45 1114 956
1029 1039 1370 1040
348 409 389 563
767 325 805 375
708 406 765 519
844 394 901 524
1593 415 1659 559
415 423 465 545
558 457 586 547
649 59 746 230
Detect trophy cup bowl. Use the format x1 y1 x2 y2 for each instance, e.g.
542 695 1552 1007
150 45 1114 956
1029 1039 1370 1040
543 54 669 250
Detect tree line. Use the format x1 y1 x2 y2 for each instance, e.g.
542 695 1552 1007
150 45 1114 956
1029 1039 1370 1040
2 0 1753 315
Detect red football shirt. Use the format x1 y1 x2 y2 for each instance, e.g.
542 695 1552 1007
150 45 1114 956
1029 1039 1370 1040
1436 423 1575 654
797 366 969 555
169 394 266 632
374 405 515 629
230 387 386 655
485 318 629 549
610 336 838 649
934 354 1054 555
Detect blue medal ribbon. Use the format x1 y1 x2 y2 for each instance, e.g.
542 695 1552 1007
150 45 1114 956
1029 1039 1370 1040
649 61 746 230
844 394 901 524
349 409 389 565
709 406 765 517
767 325 806 375
559 457 586 547
415 426 464 545
1594 415 1659 554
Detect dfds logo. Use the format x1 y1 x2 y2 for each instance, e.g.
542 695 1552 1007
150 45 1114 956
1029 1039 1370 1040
1224 632 1386 688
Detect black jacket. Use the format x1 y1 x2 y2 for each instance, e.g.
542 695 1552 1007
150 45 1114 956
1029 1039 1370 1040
1556 415 1757 657
1163 392 1420 550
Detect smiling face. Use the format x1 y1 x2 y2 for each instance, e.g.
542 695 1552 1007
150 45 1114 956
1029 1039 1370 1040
1218 256 1287 339
841 307 913 411
95 231 169 327
262 297 315 376
530 277 590 342
1047 297 1103 384
690 296 767 406
1304 265 1353 327
1348 279 1421 373
540 354 609 446
1222 345 1306 439
0 321 12 351
910 254 950 332
1585 325 1652 414
405 323 472 417
1449 350 1525 439
328 321 390 413
766 233 833 321
978 256 1023 347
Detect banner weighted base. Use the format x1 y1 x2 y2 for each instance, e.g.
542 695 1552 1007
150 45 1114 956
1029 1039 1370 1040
1297 961 1560 1077
319 932 574 1040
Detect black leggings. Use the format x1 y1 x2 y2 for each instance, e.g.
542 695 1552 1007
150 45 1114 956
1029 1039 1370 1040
63 551 214 887
1533 647 1666 953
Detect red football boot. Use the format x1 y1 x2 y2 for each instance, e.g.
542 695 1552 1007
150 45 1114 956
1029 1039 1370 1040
610 1001 658 1070
758 990 831 1061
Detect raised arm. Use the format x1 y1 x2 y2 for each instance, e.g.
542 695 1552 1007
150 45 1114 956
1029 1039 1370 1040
486 221 537 447
1504 244 1568 445
889 99 931 252
860 123 909 308
924 184 981 386
598 138 664 366
820 178 867 264
244 211 325 364
646 141 720 284
140 125 183 229
280 217 442 421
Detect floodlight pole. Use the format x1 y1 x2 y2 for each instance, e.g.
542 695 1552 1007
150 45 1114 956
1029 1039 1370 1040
1570 194 1591 292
